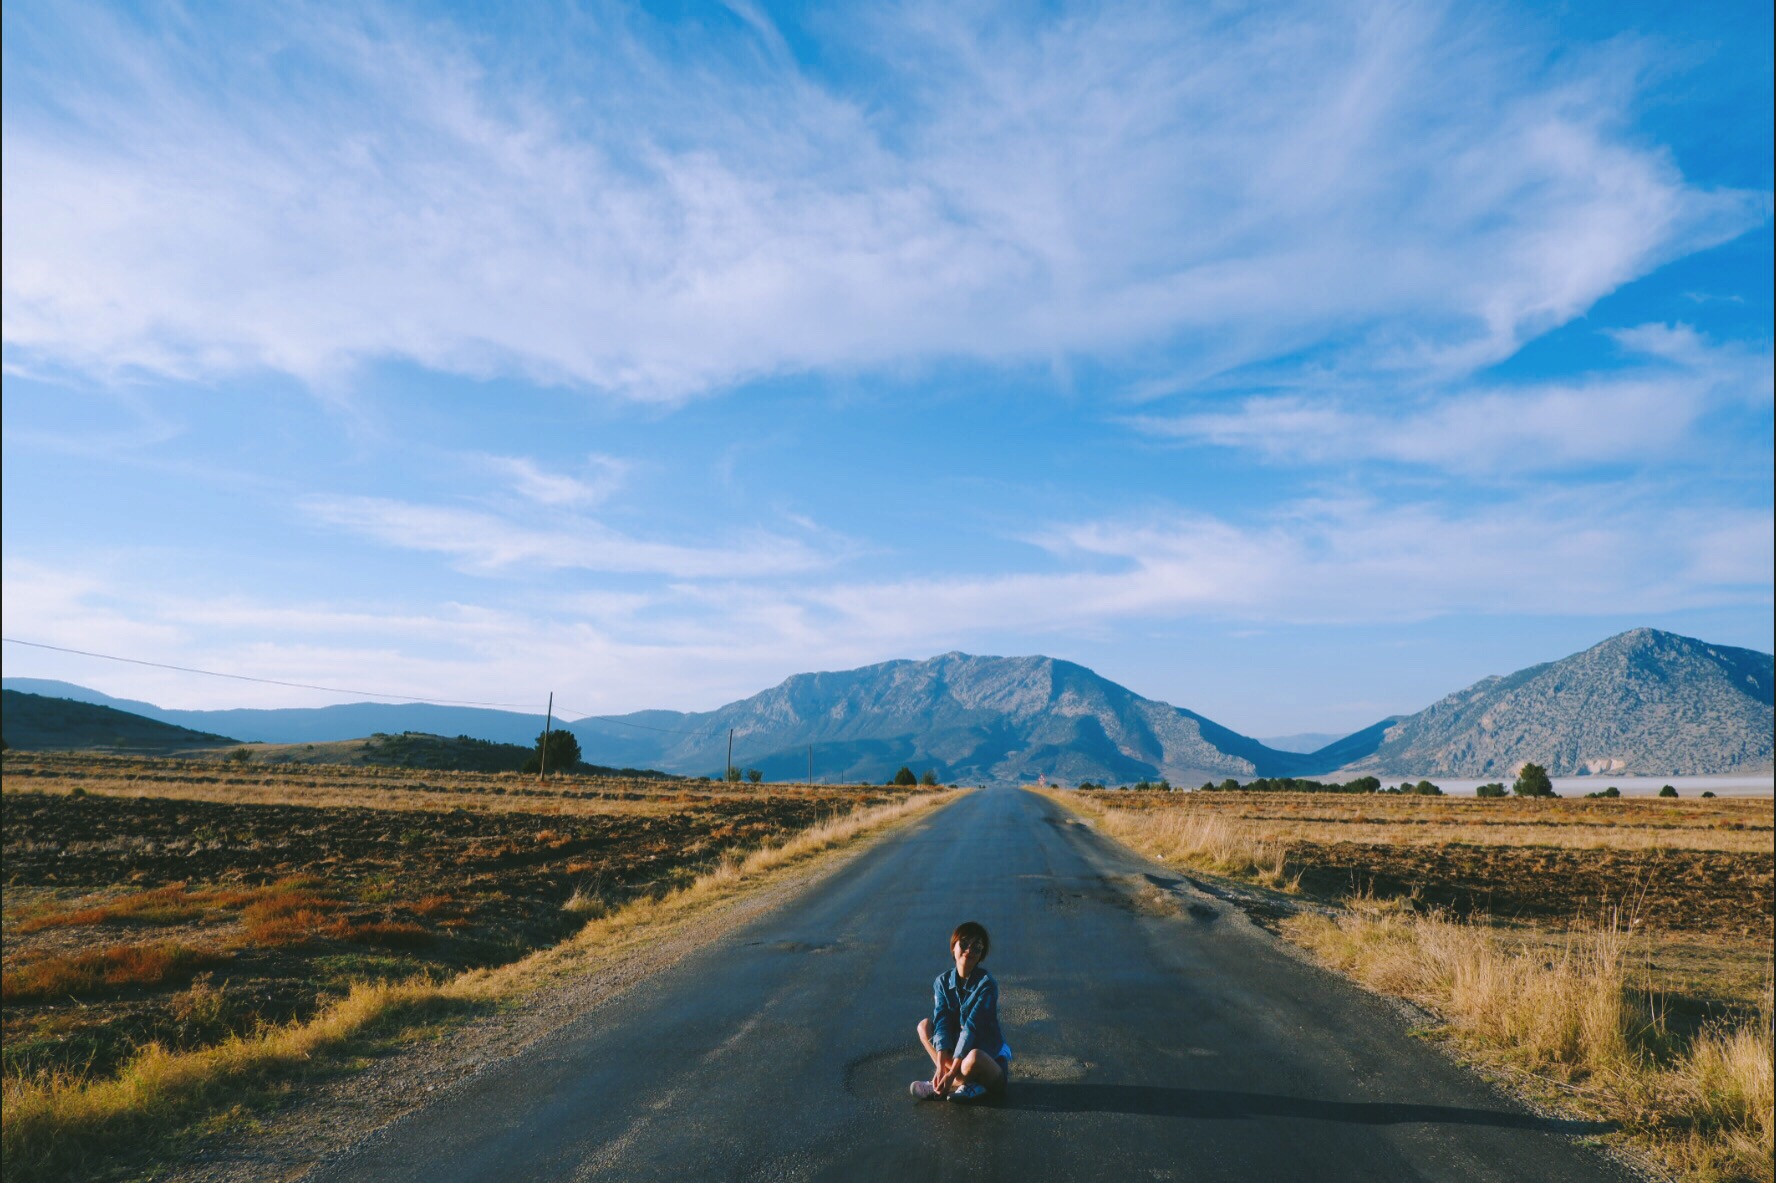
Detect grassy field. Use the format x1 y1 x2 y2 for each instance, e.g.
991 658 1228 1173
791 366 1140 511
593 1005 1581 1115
1048 787 1774 1183
1 752 951 1181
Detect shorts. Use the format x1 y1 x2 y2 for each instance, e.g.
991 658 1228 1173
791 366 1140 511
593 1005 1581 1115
990 1042 1012 1090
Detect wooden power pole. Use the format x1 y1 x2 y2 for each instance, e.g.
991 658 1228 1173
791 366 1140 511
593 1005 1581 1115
727 728 734 782
539 692 553 783
808 745 813 785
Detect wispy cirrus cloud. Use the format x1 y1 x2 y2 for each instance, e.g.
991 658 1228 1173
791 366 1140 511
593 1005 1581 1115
299 494 834 578
481 454 630 508
1128 324 1774 472
2 3 1765 399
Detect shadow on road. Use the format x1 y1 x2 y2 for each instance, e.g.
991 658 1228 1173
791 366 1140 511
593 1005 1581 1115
998 1084 1614 1135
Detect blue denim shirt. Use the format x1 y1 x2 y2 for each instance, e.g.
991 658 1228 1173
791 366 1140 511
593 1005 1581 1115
932 967 1004 1057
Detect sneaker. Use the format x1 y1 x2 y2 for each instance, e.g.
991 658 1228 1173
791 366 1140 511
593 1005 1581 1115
909 1080 938 1100
947 1083 988 1103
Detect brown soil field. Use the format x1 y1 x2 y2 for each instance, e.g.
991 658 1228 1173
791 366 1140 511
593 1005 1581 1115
1 754 929 1085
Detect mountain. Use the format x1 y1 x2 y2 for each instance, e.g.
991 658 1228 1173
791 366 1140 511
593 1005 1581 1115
1 690 239 753
567 652 1310 784
9 628 1769 781
1328 629 1774 777
0 679 549 746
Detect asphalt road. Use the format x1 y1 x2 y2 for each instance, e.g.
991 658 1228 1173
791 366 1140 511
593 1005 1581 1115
315 787 1632 1182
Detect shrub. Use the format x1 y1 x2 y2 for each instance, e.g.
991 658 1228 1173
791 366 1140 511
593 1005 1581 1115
891 766 917 786
919 770 938 786
1476 783 1507 799
1659 784 1678 798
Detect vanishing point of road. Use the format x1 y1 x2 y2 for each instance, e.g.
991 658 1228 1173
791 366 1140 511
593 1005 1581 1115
313 787 1632 1182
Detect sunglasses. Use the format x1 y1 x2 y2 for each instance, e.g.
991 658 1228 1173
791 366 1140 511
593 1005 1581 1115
955 938 985 955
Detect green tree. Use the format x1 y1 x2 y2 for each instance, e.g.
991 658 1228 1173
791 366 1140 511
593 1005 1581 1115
1475 782 1507 798
725 765 743 782
1512 763 1554 797
1658 784 1678 798
919 769 938 786
891 766 917 786
745 767 762 784
1412 780 1443 796
523 729 581 775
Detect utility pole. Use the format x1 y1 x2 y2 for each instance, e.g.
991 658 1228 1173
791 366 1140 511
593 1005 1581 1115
539 692 553 783
727 728 734 782
808 745 813 785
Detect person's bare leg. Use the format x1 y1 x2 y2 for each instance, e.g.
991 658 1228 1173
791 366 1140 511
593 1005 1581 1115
957 1048 1004 1090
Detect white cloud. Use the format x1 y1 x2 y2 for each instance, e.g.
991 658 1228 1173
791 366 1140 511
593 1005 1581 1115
1129 325 1773 471
2 3 1765 398
6 486 1768 713
483 454 629 508
299 494 833 578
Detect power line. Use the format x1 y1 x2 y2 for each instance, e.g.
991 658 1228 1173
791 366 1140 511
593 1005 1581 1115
4 635 713 739
1 637 542 711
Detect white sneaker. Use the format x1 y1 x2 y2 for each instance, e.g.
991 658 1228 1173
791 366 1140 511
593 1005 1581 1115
909 1080 938 1100
947 1083 988 1103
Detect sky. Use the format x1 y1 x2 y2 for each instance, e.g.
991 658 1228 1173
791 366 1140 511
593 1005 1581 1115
2 0 1772 738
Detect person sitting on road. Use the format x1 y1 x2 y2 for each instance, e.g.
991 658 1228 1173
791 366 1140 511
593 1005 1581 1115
910 921 1010 1103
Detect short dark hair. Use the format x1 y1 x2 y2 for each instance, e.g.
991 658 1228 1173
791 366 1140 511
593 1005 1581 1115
950 921 989 957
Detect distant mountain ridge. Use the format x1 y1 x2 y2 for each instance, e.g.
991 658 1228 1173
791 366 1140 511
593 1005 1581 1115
1335 629 1773 777
6 628 1770 781
0 690 239 753
566 652 1308 784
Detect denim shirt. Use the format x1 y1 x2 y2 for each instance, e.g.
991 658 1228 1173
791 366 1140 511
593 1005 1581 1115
931 967 1003 1057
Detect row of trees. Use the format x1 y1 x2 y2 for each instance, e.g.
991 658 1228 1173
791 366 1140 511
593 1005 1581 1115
890 766 940 786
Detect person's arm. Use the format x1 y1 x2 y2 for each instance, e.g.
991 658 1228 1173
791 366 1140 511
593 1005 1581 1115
930 975 959 1090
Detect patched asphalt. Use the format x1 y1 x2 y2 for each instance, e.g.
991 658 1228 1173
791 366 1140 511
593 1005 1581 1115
311 786 1633 1182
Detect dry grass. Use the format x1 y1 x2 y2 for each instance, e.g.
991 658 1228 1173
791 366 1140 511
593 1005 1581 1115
1286 900 1773 1183
2 944 230 1005
0 788 961 1182
1094 790 1774 852
1045 786 1774 1183
1090 801 1295 887
0 751 877 820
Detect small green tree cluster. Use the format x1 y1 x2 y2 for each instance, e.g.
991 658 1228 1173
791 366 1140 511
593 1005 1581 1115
1475 783 1507 798
745 768 763 784
1512 763 1555 797
1203 775 1382 794
919 769 939 786
1585 785 1621 799
522 729 582 775
1076 780 1106 791
1658 784 1678 798
725 765 743 782
891 766 917 786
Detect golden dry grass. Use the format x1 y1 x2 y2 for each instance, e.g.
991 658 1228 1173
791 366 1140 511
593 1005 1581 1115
0 788 961 1182
0 751 896 820
1286 900 1773 1183
1045 786 1774 1183
1099 790 1774 852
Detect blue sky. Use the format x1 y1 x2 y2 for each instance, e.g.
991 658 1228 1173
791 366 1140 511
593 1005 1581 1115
2 0 1771 737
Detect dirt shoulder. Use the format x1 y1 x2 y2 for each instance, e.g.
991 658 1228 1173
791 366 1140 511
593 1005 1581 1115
161 791 962 1183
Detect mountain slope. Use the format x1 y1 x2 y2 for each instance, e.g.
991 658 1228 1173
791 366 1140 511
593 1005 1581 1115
1331 629 1774 777
0 679 549 746
1 690 239 752
568 652 1307 784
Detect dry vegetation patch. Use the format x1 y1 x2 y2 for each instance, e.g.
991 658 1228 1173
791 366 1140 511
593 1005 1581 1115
2 753 951 1182
1050 787 1775 1183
